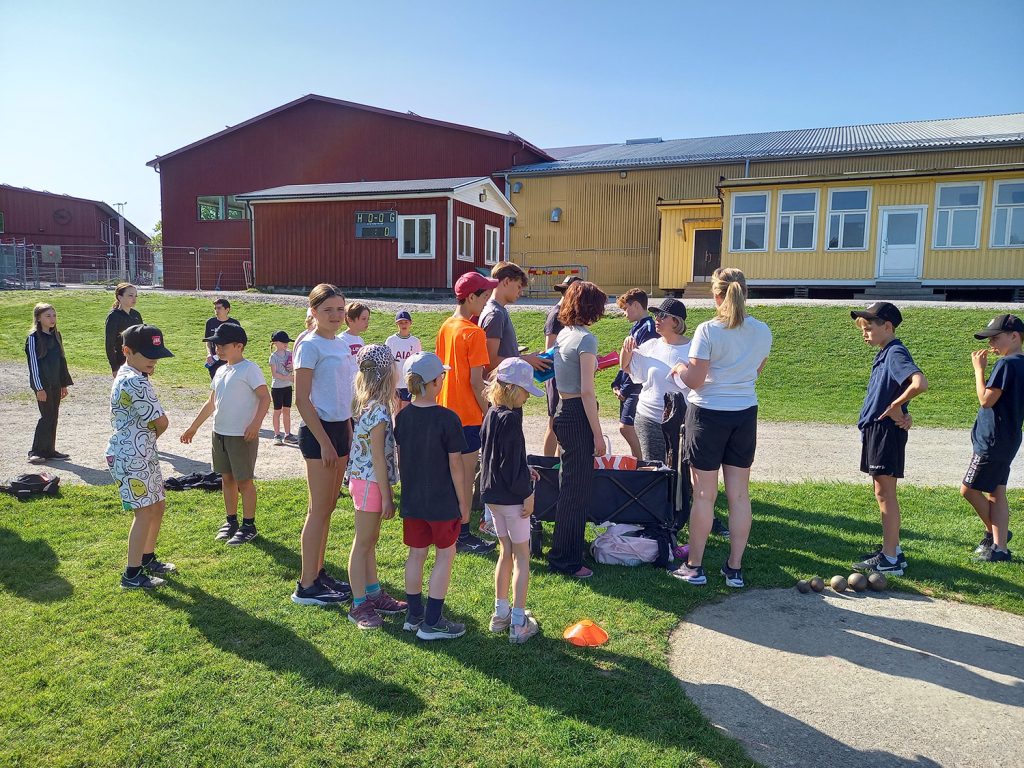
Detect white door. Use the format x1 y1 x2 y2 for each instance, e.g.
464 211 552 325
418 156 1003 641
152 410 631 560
877 206 924 279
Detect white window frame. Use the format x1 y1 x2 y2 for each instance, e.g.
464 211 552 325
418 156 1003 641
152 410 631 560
991 179 1024 248
826 187 871 251
456 217 474 262
729 191 770 253
933 182 982 249
397 214 436 260
776 189 819 251
484 224 501 265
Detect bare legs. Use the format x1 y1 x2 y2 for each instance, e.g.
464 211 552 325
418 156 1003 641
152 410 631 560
348 510 382 600
300 457 346 588
495 537 531 611
687 465 751 568
873 475 901 558
127 500 166 567
961 483 1010 549
406 544 456 599
222 474 256 521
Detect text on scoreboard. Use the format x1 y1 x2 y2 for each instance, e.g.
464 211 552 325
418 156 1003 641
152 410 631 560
355 210 398 239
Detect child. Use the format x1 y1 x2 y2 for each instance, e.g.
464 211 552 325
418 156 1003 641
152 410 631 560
204 298 242 380
850 302 928 576
385 310 422 412
340 302 369 396
611 289 657 459
961 314 1024 562
394 352 469 640
107 324 174 589
181 323 271 546
25 303 73 464
269 330 296 445
480 358 544 644
345 345 407 629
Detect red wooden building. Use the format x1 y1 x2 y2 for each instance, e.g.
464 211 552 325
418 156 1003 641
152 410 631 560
147 95 551 289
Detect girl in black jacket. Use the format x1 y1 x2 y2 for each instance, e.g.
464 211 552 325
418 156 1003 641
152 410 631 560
26 303 73 464
105 282 143 374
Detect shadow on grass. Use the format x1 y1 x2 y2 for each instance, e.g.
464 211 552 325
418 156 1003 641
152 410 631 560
157 450 212 477
250 534 347 584
54 461 117 486
154 580 423 715
0 528 73 602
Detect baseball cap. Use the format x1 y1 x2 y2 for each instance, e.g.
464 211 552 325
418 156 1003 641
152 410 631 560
122 324 174 359
974 314 1024 339
495 357 544 397
850 301 902 328
553 275 583 294
406 351 449 382
454 271 499 300
649 298 687 321
271 330 293 343
204 322 247 345
395 310 412 322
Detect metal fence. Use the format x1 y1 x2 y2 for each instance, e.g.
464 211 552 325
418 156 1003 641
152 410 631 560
511 246 657 297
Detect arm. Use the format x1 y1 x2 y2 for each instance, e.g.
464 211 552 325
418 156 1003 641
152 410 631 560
619 335 637 373
104 314 119 368
878 371 929 423
972 350 1003 409
485 336 505 372
368 420 395 519
245 385 272 441
449 452 469 521
677 357 710 390
295 367 338 467
545 332 557 349
181 392 216 443
470 365 489 415
579 352 605 456
25 336 45 398
152 413 169 439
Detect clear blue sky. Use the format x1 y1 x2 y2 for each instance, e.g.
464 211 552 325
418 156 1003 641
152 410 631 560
3 0 1021 236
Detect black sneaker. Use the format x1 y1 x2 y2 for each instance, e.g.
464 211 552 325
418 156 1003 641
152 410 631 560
317 570 352 601
226 523 258 546
721 562 745 588
974 530 1012 555
143 558 177 575
711 518 730 539
853 552 905 576
403 613 424 632
291 580 348 606
416 615 466 640
456 532 497 555
215 519 239 542
121 571 165 589
855 546 908 571
974 548 1012 563
48 451 71 460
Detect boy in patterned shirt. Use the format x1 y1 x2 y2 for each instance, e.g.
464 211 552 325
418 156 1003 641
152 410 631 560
107 324 175 589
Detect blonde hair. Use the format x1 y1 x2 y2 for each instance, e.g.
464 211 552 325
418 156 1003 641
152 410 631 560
711 267 748 330
406 371 428 397
113 282 136 309
352 362 395 422
28 303 63 358
485 378 526 408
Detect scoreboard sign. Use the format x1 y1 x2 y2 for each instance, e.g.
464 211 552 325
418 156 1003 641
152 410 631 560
355 210 398 239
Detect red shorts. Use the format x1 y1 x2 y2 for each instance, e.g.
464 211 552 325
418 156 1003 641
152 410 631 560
403 517 461 549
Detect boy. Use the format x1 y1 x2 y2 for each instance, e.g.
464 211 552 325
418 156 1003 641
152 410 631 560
479 262 551 373
204 298 242 380
850 302 928 576
107 324 174 589
181 323 271 546
341 301 370 393
395 352 469 640
385 310 422 412
610 289 658 459
961 314 1024 562
269 330 296 445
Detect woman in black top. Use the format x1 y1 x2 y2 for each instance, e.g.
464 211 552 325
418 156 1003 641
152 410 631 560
105 283 142 375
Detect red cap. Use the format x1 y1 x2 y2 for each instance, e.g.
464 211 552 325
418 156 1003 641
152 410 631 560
454 271 499 300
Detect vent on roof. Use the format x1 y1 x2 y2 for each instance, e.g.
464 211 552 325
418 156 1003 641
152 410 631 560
625 137 663 145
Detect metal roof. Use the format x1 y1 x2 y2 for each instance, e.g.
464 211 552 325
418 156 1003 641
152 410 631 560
543 143 617 160
237 177 490 200
509 113 1024 175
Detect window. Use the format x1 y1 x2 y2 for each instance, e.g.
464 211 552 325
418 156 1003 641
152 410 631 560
730 192 769 251
484 225 501 265
826 188 870 250
934 182 981 249
0 211 4 234
991 180 1024 247
226 195 248 220
197 195 249 221
398 215 435 259
777 190 818 250
456 217 474 262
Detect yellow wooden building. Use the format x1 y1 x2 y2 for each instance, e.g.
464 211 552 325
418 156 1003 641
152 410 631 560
507 114 1024 298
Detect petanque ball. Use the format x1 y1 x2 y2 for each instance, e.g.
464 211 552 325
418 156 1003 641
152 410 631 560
868 572 888 592
809 576 825 592
848 572 868 591
796 579 811 593
830 575 848 593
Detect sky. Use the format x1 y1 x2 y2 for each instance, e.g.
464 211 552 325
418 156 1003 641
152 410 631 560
2 0 1022 237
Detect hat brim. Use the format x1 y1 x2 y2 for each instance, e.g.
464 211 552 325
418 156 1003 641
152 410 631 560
141 346 174 359
524 381 545 397
974 329 1005 339
650 304 686 320
850 310 880 321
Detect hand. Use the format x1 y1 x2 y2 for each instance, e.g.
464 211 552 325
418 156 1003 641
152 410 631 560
243 421 260 441
671 362 688 378
36 390 47 402
529 467 540 482
382 493 396 520
522 495 535 518
894 412 913 431
206 355 214 365
622 336 637 354
180 428 196 444
877 402 905 424
320 441 340 469
972 349 989 372
594 433 607 457
60 387 68 400
521 352 552 371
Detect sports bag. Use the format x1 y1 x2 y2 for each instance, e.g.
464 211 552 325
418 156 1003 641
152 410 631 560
0 473 61 501
590 523 660 566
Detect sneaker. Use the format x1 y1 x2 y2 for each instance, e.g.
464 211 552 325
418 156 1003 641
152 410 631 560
403 613 424 632
366 590 407 615
317 570 352 601
711 518 730 539
121 571 165 589
274 434 284 446
48 451 71 460
509 615 541 645
975 548 1013 563
456 532 497 555
226 523 258 546
568 565 593 579
856 545 908 569
670 562 707 585
974 530 1013 555
721 562 745 588
479 517 498 538
348 601 384 630
284 433 298 445
143 558 176 575
27 454 47 465
215 518 239 542
853 552 905 576
489 609 534 633
291 580 348 606
416 615 466 641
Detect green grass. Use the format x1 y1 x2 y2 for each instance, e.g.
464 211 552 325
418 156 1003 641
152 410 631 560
0 481 1020 767
0 290 1002 427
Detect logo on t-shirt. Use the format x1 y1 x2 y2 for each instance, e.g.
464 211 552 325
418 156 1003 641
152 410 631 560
349 344 362 356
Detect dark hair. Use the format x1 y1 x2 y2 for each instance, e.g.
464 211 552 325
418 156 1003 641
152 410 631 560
616 288 648 310
113 282 136 309
308 283 345 309
457 288 488 306
559 281 606 327
491 261 528 286
214 298 231 310
346 302 370 321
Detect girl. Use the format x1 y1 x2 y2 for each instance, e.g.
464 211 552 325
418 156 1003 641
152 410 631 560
480 357 544 643
269 331 295 445
291 284 356 606
345 344 407 629
26 303 73 464
105 283 143 375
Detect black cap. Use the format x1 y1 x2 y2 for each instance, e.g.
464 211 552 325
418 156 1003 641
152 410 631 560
975 314 1024 339
851 301 902 328
121 324 174 359
271 330 293 343
650 298 687 321
553 275 583 293
204 323 247 346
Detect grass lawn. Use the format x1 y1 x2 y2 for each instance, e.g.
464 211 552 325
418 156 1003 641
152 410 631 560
1 481 1021 768
0 290 1002 427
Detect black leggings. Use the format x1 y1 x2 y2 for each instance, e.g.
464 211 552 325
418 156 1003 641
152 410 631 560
549 397 593 574
31 386 61 457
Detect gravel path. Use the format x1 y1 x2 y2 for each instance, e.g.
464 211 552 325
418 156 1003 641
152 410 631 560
669 589 1024 768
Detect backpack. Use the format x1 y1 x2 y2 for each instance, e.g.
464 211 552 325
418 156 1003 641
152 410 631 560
0 473 61 501
591 524 660 566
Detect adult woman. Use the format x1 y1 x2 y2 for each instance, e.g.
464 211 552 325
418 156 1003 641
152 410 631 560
549 280 606 579
291 284 355 606
671 268 772 589
104 283 143 375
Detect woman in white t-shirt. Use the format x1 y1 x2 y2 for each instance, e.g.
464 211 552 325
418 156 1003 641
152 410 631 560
619 298 690 464
670 268 772 590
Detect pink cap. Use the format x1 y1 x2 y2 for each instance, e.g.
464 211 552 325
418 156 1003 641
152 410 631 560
454 271 499 300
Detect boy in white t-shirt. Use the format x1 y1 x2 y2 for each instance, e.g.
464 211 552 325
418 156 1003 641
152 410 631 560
340 302 370 393
181 323 271 546
385 309 422 412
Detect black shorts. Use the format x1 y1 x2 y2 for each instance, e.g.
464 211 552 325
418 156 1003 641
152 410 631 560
299 419 352 460
619 384 642 426
684 404 758 471
963 454 1011 493
462 425 481 454
545 378 559 418
859 421 907 478
271 386 293 410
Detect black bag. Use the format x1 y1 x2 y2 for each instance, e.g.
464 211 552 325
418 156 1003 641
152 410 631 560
164 472 222 491
0 473 61 501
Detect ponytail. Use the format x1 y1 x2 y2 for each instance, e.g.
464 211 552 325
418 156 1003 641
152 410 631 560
712 267 748 330
113 282 135 310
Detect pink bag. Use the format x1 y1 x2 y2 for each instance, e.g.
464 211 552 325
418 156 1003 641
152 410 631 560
591 524 659 566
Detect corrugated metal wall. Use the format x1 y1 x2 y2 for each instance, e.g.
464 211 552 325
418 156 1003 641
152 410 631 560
657 204 721 288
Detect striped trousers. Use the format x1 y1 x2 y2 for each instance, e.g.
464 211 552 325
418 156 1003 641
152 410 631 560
549 397 593 574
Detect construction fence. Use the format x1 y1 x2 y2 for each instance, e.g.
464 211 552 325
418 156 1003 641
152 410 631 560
511 246 657 297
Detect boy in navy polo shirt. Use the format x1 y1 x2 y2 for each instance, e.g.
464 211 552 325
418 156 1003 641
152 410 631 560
850 302 929 575
961 314 1024 563
611 289 658 459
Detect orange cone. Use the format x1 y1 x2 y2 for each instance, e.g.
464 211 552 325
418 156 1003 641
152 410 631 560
562 619 609 646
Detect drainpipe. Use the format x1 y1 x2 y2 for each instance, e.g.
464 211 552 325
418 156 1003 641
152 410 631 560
447 197 454 288
744 158 750 177
247 202 256 288
502 173 511 263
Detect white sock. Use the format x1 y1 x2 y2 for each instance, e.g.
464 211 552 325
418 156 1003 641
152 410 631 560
495 598 510 617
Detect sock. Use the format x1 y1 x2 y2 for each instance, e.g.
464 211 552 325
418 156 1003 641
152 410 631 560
366 582 381 597
425 596 445 626
511 607 526 626
226 514 238 524
406 592 423 618
353 596 367 607
495 598 510 617
125 565 143 578
141 552 155 566
241 517 256 527
460 522 470 537
882 553 898 565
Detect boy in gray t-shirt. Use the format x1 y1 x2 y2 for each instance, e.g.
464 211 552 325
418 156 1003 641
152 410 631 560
269 330 295 445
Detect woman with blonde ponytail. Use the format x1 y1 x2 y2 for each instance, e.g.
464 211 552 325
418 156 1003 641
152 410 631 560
669 267 772 589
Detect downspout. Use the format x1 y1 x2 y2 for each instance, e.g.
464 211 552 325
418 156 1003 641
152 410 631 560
447 197 454 288
502 173 511 263
247 201 256 288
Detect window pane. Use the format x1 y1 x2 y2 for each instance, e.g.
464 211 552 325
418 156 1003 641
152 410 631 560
778 217 790 248
197 195 223 220
781 192 816 213
418 218 432 254
734 195 767 214
842 213 866 248
950 209 977 247
732 219 742 250
831 190 867 211
997 183 1024 206
886 212 918 245
939 185 980 208
935 210 949 247
458 222 465 254
828 215 840 248
792 215 814 248
1010 208 1024 246
744 217 765 250
403 219 416 254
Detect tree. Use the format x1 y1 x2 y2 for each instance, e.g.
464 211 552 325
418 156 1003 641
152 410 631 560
149 220 162 250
